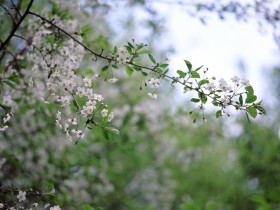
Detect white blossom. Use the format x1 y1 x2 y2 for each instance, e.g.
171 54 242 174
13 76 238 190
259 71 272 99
17 191 26 202
76 87 86 97
147 93 158 99
67 118 77 125
0 126 8 132
117 47 129 64
3 95 13 106
29 77 34 88
231 76 240 84
205 82 216 92
241 79 250 87
57 96 71 106
81 105 94 116
108 112 114 122
40 97 50 104
71 129 84 138
50 205 62 210
148 78 160 89
3 113 12 123
108 78 118 84
221 96 230 106
101 109 108 117
83 77 92 87
93 94 104 101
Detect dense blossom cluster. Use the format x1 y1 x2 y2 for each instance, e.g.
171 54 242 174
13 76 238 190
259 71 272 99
0 12 119 141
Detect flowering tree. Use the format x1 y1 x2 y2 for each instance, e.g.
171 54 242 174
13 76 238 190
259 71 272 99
0 0 273 209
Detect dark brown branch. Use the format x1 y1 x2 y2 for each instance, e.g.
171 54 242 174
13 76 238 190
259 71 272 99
0 0 34 52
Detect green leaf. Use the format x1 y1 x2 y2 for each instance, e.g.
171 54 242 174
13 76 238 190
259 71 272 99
148 53 156 64
113 46 118 55
247 107 257 118
81 24 92 35
101 65 109 72
53 197 63 206
191 71 200 78
212 101 219 106
127 41 134 49
245 112 251 123
85 69 94 75
198 92 207 104
46 182 54 191
216 110 222 118
194 65 203 71
177 70 187 78
3 80 16 89
198 79 209 87
256 105 266 115
135 43 145 51
133 66 141 71
82 204 93 210
159 63 169 68
125 46 132 54
102 129 111 140
245 86 254 95
184 60 192 72
0 103 11 112
191 98 200 103
8 74 20 85
106 127 120 135
111 64 118 69
245 94 257 103
163 69 169 75
138 49 152 54
205 202 221 210
126 66 134 76
239 94 243 105
141 71 148 76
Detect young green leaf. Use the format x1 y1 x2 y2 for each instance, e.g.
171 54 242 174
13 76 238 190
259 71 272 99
256 105 266 115
247 107 257 118
239 94 243 105
245 86 254 95
191 71 200 78
126 66 134 76
216 110 222 118
148 53 156 64
245 94 257 103
184 60 192 72
198 79 209 87
198 92 207 104
159 63 169 68
191 98 200 103
141 71 148 76
138 49 152 54
177 70 187 78
194 65 203 71
101 65 109 72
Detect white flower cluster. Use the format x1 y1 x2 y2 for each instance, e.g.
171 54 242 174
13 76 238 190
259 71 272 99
0 95 14 132
18 15 115 141
0 189 62 209
117 47 131 64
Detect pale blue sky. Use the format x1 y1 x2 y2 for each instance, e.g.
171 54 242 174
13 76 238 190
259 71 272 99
107 1 280 107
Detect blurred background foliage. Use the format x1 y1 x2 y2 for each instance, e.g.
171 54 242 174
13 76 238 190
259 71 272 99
0 0 280 209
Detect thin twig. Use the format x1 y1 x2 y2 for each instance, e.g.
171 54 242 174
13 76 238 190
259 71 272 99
0 0 34 52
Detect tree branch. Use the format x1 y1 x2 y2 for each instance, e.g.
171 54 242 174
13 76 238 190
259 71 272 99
0 0 34 52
